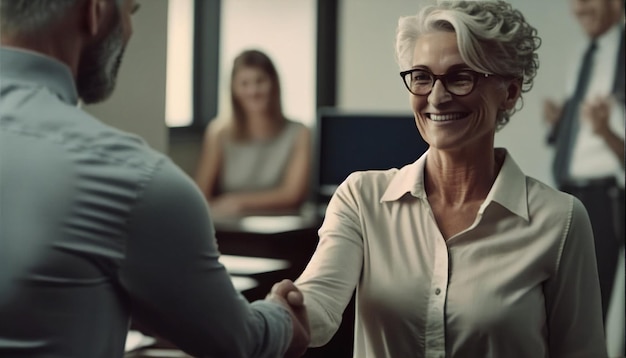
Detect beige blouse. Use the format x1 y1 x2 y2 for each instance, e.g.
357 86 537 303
296 148 607 358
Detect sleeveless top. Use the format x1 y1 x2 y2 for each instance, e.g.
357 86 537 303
217 120 305 194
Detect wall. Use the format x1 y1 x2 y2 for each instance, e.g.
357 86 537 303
337 0 583 187
218 0 317 127
84 0 169 153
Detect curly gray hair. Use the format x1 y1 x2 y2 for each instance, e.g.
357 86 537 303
395 0 541 129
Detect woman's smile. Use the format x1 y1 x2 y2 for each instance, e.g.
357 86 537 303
427 112 469 122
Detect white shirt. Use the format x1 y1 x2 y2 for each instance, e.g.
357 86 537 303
569 24 625 184
296 148 607 358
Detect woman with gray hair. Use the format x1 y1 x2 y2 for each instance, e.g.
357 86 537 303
273 1 608 357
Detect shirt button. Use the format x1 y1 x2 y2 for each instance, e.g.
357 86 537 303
435 288 441 295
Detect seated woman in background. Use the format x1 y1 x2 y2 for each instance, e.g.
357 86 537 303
194 49 311 216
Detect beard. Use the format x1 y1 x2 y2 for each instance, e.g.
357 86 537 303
76 17 126 104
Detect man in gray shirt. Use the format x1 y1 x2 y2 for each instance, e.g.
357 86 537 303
0 0 309 357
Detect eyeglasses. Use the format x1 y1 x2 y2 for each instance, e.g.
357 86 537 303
399 68 492 96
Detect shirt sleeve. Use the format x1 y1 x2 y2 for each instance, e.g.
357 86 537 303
543 196 608 358
295 174 364 346
118 158 292 358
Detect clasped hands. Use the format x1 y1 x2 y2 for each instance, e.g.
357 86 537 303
265 279 310 357
580 95 613 137
543 95 615 137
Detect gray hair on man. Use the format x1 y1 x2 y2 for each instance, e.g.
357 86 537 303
0 0 122 35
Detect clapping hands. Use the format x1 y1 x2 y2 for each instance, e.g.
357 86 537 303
543 98 564 126
581 95 613 137
266 279 310 357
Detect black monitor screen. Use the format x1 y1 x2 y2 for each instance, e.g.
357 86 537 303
314 109 429 199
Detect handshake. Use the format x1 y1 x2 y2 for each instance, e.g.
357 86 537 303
265 279 311 358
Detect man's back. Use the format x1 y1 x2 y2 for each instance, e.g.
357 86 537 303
0 47 163 357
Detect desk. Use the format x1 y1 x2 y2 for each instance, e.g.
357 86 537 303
220 254 290 275
211 205 321 234
229 275 259 292
213 209 322 290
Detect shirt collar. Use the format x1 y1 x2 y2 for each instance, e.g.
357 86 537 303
380 148 529 221
380 148 428 202
482 148 529 221
595 23 623 50
0 46 79 105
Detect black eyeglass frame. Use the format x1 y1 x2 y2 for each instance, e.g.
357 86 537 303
399 68 493 97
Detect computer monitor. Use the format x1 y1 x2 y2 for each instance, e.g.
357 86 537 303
313 108 429 203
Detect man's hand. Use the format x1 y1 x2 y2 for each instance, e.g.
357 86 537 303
543 98 563 126
266 279 310 358
581 95 612 137
581 95 625 166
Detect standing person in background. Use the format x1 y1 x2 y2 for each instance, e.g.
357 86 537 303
272 0 609 357
543 0 624 338
194 49 311 217
0 1 309 357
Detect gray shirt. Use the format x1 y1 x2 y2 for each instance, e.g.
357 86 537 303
0 47 292 358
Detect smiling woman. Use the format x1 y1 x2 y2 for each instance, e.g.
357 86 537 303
193 49 312 217
272 1 610 357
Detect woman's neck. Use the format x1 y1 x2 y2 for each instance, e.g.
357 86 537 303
424 148 503 206
245 112 280 140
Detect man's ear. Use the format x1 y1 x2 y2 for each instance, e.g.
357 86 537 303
85 0 109 37
502 78 522 110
